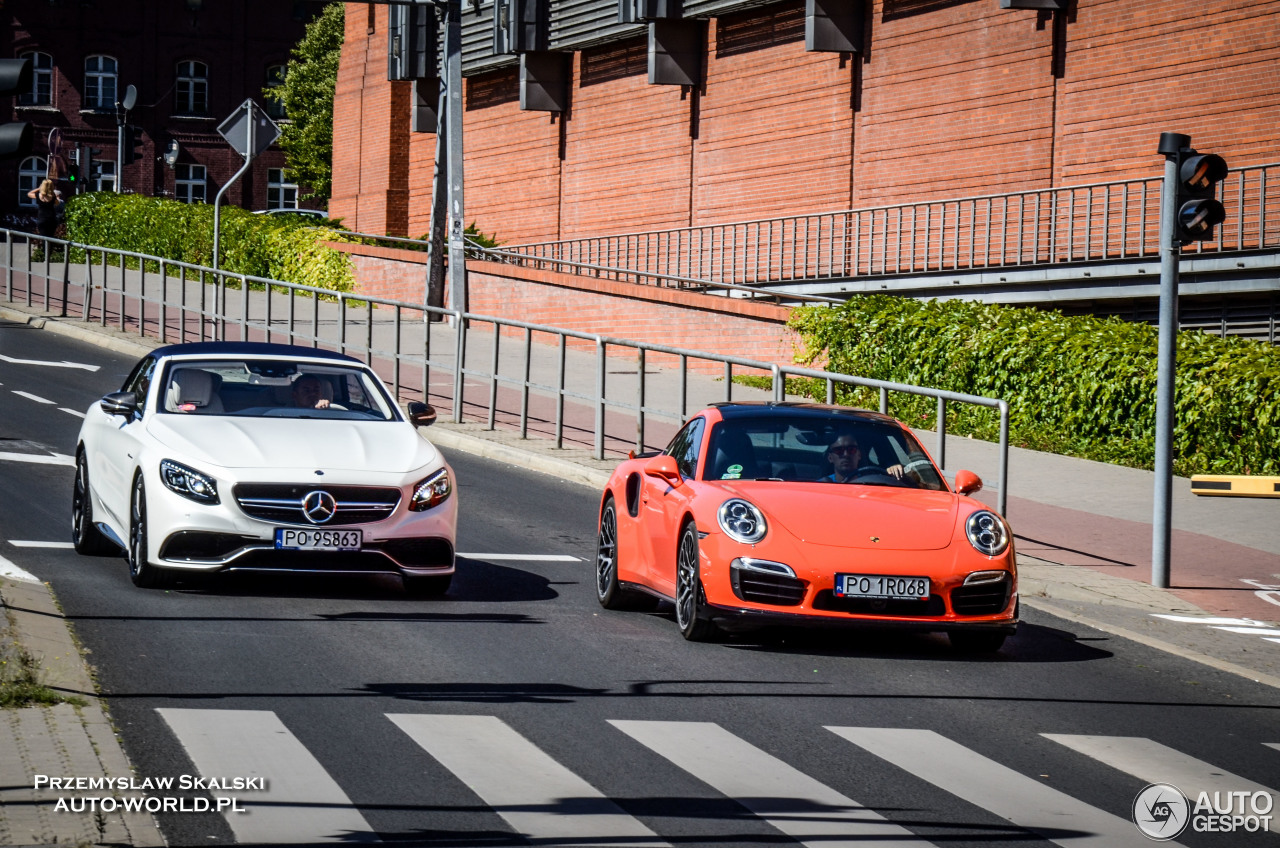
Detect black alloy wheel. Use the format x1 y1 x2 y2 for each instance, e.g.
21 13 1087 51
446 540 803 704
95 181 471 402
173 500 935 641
72 450 115 555
596 497 656 611
128 475 166 588
675 521 719 641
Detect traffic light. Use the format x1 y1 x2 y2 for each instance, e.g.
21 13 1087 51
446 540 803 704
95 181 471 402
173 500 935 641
1174 147 1227 244
67 146 81 187
0 58 34 160
84 146 101 185
122 125 144 165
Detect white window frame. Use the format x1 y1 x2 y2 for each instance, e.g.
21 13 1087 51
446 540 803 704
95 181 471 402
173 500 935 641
84 55 117 109
175 163 206 204
264 64 287 120
19 52 53 107
18 157 47 206
267 168 299 210
94 160 117 193
175 60 209 115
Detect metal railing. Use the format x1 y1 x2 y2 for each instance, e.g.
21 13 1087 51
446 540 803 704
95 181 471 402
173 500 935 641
496 162 1280 288
1 230 1012 514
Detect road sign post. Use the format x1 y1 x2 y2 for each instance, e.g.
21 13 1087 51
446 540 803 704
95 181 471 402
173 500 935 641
212 99 280 271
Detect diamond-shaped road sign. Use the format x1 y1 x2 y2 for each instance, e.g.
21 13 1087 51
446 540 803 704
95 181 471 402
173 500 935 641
217 99 280 160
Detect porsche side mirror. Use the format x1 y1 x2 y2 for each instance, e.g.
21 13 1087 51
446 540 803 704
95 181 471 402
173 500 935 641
953 469 983 495
407 401 437 428
643 454 683 487
99 391 138 418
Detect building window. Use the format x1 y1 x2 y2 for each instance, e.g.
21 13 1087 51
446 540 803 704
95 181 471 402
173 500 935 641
175 60 209 115
18 157 47 206
94 160 116 193
19 52 53 106
267 169 299 210
84 55 117 109
264 64 286 120
175 164 206 203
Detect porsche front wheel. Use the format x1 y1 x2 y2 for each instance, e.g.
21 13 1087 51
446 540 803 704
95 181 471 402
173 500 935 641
128 476 167 588
675 521 719 642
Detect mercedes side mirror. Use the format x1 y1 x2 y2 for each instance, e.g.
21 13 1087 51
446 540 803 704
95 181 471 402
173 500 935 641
407 401 437 428
99 391 138 418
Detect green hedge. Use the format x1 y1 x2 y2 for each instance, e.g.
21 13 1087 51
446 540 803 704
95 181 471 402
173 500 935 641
787 295 1280 476
63 192 358 293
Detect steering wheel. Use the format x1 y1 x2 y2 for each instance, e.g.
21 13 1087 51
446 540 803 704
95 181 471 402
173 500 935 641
851 466 913 487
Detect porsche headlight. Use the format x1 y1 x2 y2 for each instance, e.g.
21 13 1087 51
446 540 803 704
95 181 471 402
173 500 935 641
160 459 219 504
718 499 767 544
965 510 1009 556
410 468 451 511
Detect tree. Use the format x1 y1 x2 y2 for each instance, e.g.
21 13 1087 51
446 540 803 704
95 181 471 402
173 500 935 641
264 2 344 202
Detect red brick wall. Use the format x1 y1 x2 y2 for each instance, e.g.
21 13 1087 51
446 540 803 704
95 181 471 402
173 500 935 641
331 244 801 372
333 0 1280 242
331 3 411 236
697 5 856 221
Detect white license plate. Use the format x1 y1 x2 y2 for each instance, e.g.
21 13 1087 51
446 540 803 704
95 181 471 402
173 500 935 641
275 528 362 551
835 573 930 600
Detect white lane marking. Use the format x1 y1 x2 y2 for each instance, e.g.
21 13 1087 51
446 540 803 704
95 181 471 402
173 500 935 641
9 540 74 549
1212 626 1280 636
1045 735 1279 835
612 720 934 848
1152 615 1268 626
0 552 40 583
457 553 581 561
156 709 378 844
12 390 54 404
59 407 85 418
0 353 99 371
390 714 667 847
0 451 74 466
828 727 1173 848
1267 743 1280 752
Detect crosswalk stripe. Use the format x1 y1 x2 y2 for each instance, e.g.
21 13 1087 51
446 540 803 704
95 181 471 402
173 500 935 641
611 719 935 848
828 727 1176 848
1044 734 1280 835
389 714 668 847
156 708 377 844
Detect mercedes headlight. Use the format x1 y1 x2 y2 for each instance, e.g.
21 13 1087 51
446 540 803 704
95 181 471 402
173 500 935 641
160 459 219 504
718 499 767 544
965 510 1009 556
410 468 452 511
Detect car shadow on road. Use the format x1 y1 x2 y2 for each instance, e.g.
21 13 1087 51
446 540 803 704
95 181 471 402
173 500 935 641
167 556 559 603
704 621 1113 664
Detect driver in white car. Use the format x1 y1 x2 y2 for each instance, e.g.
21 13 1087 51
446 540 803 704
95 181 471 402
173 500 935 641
820 432 914 483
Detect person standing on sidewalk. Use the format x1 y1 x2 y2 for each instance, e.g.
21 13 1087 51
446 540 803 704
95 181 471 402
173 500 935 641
27 178 63 238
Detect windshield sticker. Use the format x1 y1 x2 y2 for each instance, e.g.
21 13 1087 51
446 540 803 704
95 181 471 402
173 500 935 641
722 464 743 479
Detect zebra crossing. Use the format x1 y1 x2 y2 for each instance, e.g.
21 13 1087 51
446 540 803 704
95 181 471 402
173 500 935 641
156 708 1278 847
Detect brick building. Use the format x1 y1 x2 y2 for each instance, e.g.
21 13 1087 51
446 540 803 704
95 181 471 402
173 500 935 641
331 0 1280 245
2 1 317 226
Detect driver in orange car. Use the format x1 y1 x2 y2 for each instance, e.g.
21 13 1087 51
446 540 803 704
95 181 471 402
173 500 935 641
821 432 914 483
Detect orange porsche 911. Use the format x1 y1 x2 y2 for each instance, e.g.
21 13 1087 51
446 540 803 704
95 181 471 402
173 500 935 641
595 402 1017 651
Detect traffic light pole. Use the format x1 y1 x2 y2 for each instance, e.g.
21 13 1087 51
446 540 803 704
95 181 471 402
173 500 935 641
1152 132 1188 589
445 0 466 318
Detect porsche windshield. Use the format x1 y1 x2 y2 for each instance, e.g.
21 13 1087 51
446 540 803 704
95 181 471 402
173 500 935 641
702 414 946 490
158 359 397 421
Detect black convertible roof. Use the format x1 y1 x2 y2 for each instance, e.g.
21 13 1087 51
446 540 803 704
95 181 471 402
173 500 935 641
151 342 360 363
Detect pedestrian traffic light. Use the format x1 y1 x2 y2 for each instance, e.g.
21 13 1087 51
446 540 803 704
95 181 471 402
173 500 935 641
84 146 101 184
122 125 144 165
67 146 81 187
1174 147 1227 244
0 58 34 161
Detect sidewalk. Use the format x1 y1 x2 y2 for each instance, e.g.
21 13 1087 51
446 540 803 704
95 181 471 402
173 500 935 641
3 301 1280 846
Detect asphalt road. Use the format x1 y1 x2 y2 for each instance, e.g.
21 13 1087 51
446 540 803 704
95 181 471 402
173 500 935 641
3 322 1278 848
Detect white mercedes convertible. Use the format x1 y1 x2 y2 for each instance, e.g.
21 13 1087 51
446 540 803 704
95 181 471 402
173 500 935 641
72 342 457 592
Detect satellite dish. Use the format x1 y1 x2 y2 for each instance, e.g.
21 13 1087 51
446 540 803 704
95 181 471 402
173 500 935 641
121 84 137 111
